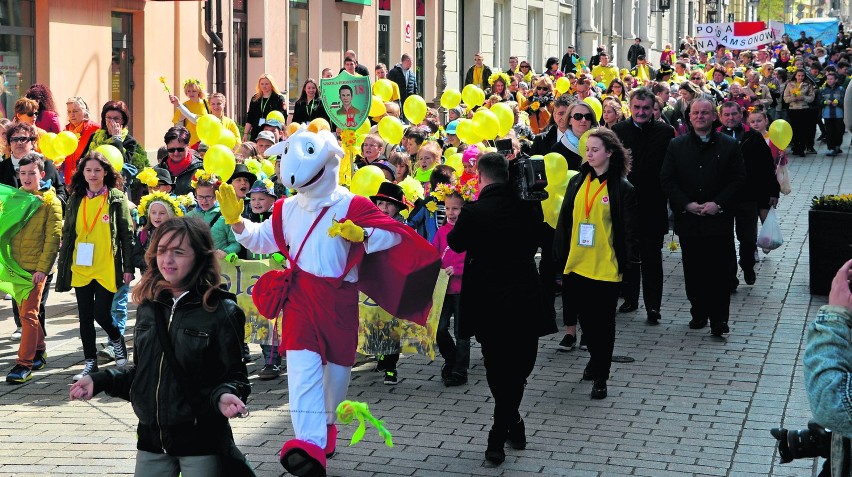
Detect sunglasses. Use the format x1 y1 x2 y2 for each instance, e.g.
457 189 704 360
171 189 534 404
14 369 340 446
572 113 594 121
10 136 36 143
20 112 35 117
167 147 186 154
536 87 549 91
520 65 530 69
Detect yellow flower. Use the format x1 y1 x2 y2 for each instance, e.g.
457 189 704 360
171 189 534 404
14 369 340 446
530 101 541 111
137 167 159 188
667 241 679 252
41 190 56 206
425 201 438 213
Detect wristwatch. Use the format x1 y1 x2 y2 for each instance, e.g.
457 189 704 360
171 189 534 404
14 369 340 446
363 229 369 241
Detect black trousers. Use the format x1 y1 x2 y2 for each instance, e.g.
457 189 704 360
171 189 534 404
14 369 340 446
563 273 619 380
621 233 664 312
75 281 122 360
537 222 557 324
788 109 811 153
680 235 734 325
825 117 845 150
732 201 758 277
13 273 52 336
481 334 538 431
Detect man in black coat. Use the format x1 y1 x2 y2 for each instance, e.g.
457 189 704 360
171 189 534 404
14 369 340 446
386 53 417 107
717 102 779 289
627 38 646 69
560 45 579 75
660 98 746 337
447 152 556 466
611 88 674 324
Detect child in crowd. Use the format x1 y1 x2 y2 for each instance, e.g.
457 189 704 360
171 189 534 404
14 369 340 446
368 182 411 385
229 163 258 218
243 178 284 380
412 140 442 187
133 192 184 275
169 78 209 147
407 164 455 242
820 71 846 156
459 145 479 185
388 150 411 183
431 184 472 386
187 171 242 260
746 108 787 223
70 217 252 474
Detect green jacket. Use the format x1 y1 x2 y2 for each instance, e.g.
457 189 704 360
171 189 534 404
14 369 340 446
55 188 135 292
188 205 241 254
11 187 63 274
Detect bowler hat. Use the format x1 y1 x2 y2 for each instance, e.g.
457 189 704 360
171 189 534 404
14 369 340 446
370 182 408 210
228 163 257 185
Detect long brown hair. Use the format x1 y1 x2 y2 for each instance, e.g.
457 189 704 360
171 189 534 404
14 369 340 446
132 217 221 311
588 128 632 176
69 151 123 197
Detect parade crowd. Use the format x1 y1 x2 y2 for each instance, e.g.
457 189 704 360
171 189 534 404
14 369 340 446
0 27 847 474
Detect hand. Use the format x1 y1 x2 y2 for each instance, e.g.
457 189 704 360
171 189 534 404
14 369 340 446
107 119 122 136
218 393 248 418
701 202 720 215
124 272 134 285
768 197 779 208
685 202 704 215
214 250 227 260
829 260 852 310
328 219 365 243
216 184 245 225
169 95 180 106
69 376 94 401
445 266 454 277
32 272 46 285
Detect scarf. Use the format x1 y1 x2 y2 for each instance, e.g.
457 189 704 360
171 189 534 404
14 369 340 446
167 154 193 177
90 128 128 149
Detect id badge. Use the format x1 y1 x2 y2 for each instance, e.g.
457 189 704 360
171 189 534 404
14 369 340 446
258 118 266 127
76 242 95 266
578 223 595 247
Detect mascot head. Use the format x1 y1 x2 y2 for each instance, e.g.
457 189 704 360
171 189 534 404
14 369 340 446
266 126 344 198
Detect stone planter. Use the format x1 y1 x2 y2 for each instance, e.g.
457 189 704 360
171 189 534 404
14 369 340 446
809 209 852 295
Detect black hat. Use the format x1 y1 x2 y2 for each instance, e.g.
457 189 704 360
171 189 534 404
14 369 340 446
228 163 257 185
370 182 408 210
151 166 174 185
656 64 674 81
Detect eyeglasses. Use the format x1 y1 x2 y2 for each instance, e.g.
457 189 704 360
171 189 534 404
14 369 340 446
197 195 215 201
105 115 123 122
20 112 35 117
167 147 186 154
572 113 594 121
10 136 36 143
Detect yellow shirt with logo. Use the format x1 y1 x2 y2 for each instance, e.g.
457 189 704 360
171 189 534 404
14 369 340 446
71 195 117 292
564 175 621 282
591 65 619 88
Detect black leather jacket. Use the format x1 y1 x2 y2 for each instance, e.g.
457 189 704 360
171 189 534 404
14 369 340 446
91 287 250 455
553 164 641 275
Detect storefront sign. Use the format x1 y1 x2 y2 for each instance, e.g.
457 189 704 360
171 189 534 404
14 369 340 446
249 38 263 58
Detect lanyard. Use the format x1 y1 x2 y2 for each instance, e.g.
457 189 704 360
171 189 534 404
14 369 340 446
82 194 108 238
260 96 270 115
583 175 608 221
306 99 315 117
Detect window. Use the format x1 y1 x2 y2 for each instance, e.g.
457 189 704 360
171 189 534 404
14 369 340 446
111 13 133 114
493 2 504 70
378 0 391 69
559 13 571 57
527 8 542 72
415 0 426 95
0 0 34 119
289 0 309 101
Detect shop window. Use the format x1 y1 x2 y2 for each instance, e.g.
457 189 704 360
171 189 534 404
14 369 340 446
289 0 309 101
111 12 133 114
0 0 35 119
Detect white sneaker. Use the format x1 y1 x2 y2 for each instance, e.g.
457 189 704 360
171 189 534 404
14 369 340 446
10 327 21 341
73 360 98 382
3 294 11 300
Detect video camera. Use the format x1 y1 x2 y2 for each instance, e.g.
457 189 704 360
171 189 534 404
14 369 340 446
770 421 832 464
496 139 548 202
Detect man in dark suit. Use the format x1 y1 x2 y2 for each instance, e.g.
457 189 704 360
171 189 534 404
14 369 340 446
386 53 417 107
627 38 646 68
611 88 674 324
560 45 579 75
447 152 555 466
660 98 746 337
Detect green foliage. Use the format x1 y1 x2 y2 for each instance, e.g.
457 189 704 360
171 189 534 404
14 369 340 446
131 146 152 171
757 0 787 22
811 194 852 212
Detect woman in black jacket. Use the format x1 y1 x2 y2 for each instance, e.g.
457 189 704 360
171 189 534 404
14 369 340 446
553 128 640 400
70 217 252 475
290 78 330 125
244 73 287 142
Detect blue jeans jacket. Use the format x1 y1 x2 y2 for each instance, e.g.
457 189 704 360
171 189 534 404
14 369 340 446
804 305 852 439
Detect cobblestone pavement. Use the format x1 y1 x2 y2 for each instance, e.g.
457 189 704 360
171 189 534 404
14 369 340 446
0 150 848 476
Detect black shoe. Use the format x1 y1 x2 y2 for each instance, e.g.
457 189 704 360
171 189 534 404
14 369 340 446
743 267 756 285
834 148 843 154
440 362 453 380
557 334 576 351
618 301 639 313
579 335 588 351
591 379 608 399
506 419 526 450
32 350 47 370
689 317 708 329
241 344 252 364
6 364 32 384
646 310 661 325
258 364 282 380
444 372 467 387
485 428 506 465
806 147 817 155
711 322 730 337
582 365 594 381
827 150 839 156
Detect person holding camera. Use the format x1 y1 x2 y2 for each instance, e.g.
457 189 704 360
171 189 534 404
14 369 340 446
802 259 852 476
446 152 556 466
553 129 640 400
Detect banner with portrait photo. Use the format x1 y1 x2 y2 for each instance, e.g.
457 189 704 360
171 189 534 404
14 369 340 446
319 71 371 131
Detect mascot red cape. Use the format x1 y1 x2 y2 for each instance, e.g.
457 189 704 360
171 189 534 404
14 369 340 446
216 124 439 477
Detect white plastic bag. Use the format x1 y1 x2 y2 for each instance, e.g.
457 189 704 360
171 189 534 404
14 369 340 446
777 165 792 195
757 208 784 252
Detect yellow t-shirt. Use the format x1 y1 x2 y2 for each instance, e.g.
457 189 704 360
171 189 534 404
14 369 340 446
171 100 209 145
564 175 621 282
591 65 619 88
473 66 483 88
71 195 117 292
221 115 240 145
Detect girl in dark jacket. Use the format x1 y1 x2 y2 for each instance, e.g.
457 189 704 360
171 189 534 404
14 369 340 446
553 128 640 400
70 217 252 476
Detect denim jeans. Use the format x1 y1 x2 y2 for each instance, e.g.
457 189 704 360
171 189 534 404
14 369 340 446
260 344 281 366
111 284 130 336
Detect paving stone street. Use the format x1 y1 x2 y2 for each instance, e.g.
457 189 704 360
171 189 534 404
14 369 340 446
0 150 848 476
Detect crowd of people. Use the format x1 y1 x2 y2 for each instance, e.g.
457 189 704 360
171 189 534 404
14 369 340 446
0 29 845 473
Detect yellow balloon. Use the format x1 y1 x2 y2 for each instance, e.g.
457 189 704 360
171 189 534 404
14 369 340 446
403 95 428 124
541 170 578 228
440 89 462 109
266 110 286 125
95 145 124 172
38 133 58 160
369 95 386 117
555 77 571 94
490 102 514 137
583 97 603 121
455 119 482 145
203 144 236 182
356 118 371 136
197 114 222 144
445 153 464 176
443 146 458 159
54 131 79 157
578 129 595 158
472 109 500 140
377 116 404 144
769 119 793 150
212 127 237 150
261 159 275 177
373 79 394 102
543 152 568 190
351 165 386 197
462 84 485 107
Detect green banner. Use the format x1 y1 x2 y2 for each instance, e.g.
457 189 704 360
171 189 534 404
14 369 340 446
0 184 42 304
320 71 371 131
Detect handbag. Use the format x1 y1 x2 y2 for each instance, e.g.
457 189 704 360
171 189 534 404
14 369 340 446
152 305 256 476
